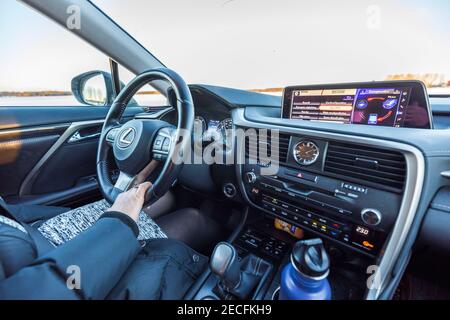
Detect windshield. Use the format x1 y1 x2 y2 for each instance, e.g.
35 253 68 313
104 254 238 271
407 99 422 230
93 0 450 95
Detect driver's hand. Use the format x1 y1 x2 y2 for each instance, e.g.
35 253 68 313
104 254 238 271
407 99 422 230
107 182 151 222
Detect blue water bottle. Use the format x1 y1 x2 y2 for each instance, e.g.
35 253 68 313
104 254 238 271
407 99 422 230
279 238 331 300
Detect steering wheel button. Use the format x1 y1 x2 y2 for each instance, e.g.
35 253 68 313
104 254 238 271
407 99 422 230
161 138 170 151
106 128 119 142
153 136 164 150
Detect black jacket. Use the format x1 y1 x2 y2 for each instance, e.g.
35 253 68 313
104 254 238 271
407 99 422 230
0 213 207 299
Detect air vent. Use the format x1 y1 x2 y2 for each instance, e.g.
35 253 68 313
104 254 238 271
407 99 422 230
245 130 290 165
324 141 406 192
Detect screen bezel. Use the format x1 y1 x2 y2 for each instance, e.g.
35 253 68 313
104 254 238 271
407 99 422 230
281 80 433 129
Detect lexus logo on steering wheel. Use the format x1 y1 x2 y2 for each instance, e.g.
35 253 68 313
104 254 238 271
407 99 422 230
117 128 136 148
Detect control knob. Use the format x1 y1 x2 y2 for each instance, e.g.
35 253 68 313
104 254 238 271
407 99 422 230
223 183 237 198
245 172 257 184
361 208 382 226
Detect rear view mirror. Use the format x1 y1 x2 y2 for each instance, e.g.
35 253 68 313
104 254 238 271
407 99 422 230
71 71 114 106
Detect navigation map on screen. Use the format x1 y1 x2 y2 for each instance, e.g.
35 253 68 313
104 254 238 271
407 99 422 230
288 87 412 127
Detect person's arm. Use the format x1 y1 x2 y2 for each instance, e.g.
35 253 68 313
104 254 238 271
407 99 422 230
0 182 151 300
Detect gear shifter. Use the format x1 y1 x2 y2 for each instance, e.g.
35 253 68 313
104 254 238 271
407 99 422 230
210 242 271 300
210 242 241 289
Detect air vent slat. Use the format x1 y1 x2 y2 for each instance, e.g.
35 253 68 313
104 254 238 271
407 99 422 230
327 150 405 168
328 145 404 161
326 155 406 175
324 141 406 192
245 132 290 164
325 161 405 181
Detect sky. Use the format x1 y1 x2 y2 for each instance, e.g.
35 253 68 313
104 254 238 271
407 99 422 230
0 0 449 92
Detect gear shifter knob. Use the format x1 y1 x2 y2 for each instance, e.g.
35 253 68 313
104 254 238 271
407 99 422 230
210 242 241 289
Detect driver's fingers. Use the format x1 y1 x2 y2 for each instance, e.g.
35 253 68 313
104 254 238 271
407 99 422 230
135 182 152 200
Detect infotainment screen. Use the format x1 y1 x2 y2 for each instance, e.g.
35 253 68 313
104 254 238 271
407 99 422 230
282 81 432 129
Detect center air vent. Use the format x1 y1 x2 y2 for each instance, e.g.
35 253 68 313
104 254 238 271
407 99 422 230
245 131 290 165
324 141 406 192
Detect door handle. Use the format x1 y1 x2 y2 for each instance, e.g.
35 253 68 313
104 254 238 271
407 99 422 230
67 131 101 143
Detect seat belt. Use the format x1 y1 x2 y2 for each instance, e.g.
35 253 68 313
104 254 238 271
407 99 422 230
0 196 55 256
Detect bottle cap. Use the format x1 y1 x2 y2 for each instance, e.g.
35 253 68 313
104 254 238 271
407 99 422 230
291 238 330 279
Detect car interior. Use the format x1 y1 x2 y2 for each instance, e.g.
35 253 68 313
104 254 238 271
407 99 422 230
1 0 450 300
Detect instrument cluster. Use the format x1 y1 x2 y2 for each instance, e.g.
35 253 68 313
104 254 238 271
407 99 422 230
194 116 233 142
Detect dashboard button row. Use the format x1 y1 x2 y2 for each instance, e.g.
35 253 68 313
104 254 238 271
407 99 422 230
342 182 367 194
260 184 352 217
261 195 350 238
285 169 318 183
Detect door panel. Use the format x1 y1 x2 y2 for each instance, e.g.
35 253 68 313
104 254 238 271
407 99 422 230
31 127 101 195
0 105 143 208
0 134 60 196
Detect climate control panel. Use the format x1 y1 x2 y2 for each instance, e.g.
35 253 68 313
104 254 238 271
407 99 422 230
241 165 402 257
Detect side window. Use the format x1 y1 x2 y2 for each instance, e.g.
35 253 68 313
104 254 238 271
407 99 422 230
0 0 111 107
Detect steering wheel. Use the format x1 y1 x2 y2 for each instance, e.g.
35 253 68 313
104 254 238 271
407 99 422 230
96 68 194 206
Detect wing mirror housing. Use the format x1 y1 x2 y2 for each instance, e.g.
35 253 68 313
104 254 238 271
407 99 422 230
71 70 115 106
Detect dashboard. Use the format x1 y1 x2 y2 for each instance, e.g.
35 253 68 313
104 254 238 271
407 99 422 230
164 83 450 300
159 84 449 260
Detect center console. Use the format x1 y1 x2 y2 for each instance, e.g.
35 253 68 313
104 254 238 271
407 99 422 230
241 134 405 258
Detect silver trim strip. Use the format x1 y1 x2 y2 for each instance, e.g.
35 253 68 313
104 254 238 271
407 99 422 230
114 171 134 191
67 131 101 143
0 123 70 139
19 120 105 196
440 170 450 178
232 108 425 300
134 107 174 120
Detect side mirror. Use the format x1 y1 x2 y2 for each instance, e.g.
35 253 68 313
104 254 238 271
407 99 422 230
71 71 114 106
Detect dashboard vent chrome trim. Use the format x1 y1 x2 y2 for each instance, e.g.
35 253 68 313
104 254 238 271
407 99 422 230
324 141 406 192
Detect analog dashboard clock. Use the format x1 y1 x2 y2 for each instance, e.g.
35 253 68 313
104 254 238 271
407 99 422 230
293 140 320 165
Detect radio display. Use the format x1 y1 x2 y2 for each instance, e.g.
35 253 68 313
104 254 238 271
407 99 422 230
282 81 432 129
